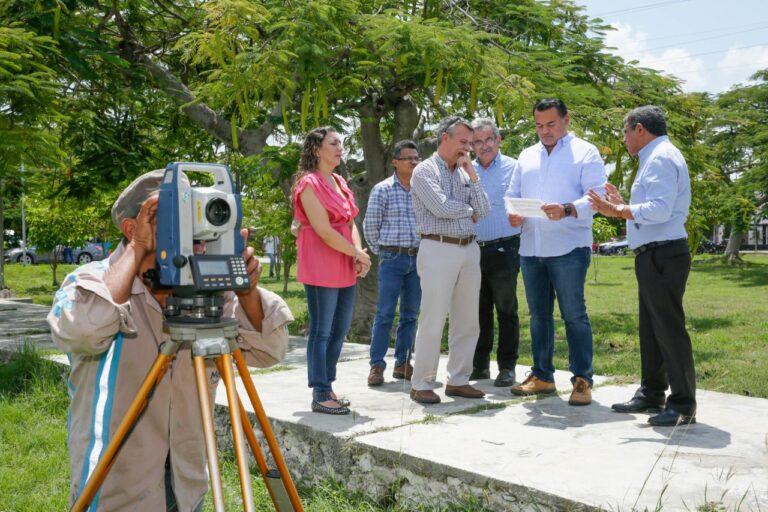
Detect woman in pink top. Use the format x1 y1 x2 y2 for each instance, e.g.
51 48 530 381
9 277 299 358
293 127 371 414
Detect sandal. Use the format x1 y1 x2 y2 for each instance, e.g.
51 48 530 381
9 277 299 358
311 400 350 415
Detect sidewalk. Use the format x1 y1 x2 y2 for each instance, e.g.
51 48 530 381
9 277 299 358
2 299 767 510
230 337 768 511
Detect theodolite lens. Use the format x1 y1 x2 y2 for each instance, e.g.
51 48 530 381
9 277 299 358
205 198 231 226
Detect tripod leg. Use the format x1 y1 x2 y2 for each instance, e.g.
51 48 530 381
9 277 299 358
215 359 280 509
232 349 304 512
219 353 256 512
71 353 173 512
193 356 226 511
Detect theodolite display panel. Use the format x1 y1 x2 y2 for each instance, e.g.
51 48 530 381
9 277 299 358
188 254 250 291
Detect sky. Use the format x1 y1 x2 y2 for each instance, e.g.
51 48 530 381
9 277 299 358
576 0 768 94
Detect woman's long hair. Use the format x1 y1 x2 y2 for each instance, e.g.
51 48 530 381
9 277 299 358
291 126 337 197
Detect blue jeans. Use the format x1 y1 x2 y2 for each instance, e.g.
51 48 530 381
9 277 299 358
304 284 356 402
369 251 421 369
520 247 593 385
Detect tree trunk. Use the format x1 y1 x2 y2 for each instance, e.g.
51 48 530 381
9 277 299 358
347 102 386 341
0 180 5 290
724 230 745 265
282 259 292 294
346 97 421 341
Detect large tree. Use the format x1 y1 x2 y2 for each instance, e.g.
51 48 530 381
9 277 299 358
708 70 768 263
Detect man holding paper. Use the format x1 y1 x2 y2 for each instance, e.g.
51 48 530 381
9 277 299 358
506 98 606 406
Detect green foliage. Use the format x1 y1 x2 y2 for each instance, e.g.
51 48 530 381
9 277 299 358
591 216 617 245
25 193 107 285
0 23 62 175
708 69 768 228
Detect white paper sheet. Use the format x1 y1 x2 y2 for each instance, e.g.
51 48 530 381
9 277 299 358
504 198 548 218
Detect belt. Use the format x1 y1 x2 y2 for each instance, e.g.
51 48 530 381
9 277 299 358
477 234 520 248
633 238 687 256
421 234 476 246
379 245 419 256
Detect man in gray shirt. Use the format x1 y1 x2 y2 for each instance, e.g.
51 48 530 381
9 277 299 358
409 116 490 404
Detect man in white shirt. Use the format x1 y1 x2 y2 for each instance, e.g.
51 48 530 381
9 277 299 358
506 98 606 406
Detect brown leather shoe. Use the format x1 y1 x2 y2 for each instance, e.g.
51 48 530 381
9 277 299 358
445 384 485 399
410 389 441 404
510 374 556 396
367 366 384 386
392 362 413 380
568 377 592 406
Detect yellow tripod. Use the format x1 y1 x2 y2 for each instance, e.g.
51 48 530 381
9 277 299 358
71 318 304 512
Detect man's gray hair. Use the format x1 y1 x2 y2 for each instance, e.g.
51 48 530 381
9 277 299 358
624 105 667 136
435 115 473 143
471 117 500 137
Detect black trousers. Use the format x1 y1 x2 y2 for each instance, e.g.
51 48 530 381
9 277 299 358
634 239 697 415
474 236 521 372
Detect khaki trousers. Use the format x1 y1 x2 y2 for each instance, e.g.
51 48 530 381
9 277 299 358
411 238 481 391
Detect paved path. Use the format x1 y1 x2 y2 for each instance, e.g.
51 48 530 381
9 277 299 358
2 299 767 510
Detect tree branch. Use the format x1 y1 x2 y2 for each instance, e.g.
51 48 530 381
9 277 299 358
114 12 274 157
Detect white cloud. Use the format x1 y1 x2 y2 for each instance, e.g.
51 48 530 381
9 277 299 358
602 22 708 93
716 45 768 91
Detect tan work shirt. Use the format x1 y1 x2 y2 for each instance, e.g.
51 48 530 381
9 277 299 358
47 249 293 511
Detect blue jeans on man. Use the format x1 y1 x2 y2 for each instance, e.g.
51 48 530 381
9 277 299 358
520 246 594 385
369 250 421 370
304 284 356 402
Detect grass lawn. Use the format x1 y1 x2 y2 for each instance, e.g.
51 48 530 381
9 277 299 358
4 253 768 398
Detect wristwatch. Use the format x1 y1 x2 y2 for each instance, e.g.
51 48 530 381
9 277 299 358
616 204 626 218
562 203 573 217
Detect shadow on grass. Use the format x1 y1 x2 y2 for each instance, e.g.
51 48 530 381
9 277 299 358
688 315 734 331
691 259 768 287
23 285 56 294
590 312 639 337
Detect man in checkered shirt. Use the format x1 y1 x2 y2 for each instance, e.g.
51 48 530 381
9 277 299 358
363 140 422 387
408 116 490 404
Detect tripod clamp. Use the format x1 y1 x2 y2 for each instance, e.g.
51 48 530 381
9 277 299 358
163 317 240 359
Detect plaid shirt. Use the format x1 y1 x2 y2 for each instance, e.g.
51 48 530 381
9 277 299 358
411 153 490 237
363 172 420 255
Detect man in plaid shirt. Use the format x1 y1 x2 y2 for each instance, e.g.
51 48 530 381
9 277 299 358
408 116 490 404
363 140 422 386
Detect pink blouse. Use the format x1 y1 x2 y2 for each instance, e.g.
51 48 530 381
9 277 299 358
293 171 359 287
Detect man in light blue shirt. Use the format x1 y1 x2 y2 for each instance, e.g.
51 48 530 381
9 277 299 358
470 118 522 387
507 98 606 406
588 105 696 427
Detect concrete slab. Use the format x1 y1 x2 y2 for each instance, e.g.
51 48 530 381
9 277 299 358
229 347 611 439
358 385 768 511
223 347 767 510
0 299 57 351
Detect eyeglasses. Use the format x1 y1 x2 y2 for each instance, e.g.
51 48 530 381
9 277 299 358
394 156 421 161
472 136 497 147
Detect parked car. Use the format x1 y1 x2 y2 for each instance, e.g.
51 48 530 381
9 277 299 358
598 238 629 255
698 239 725 254
4 242 106 265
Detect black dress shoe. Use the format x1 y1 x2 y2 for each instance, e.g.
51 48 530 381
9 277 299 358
611 397 664 413
494 369 516 387
470 368 490 380
648 408 696 427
